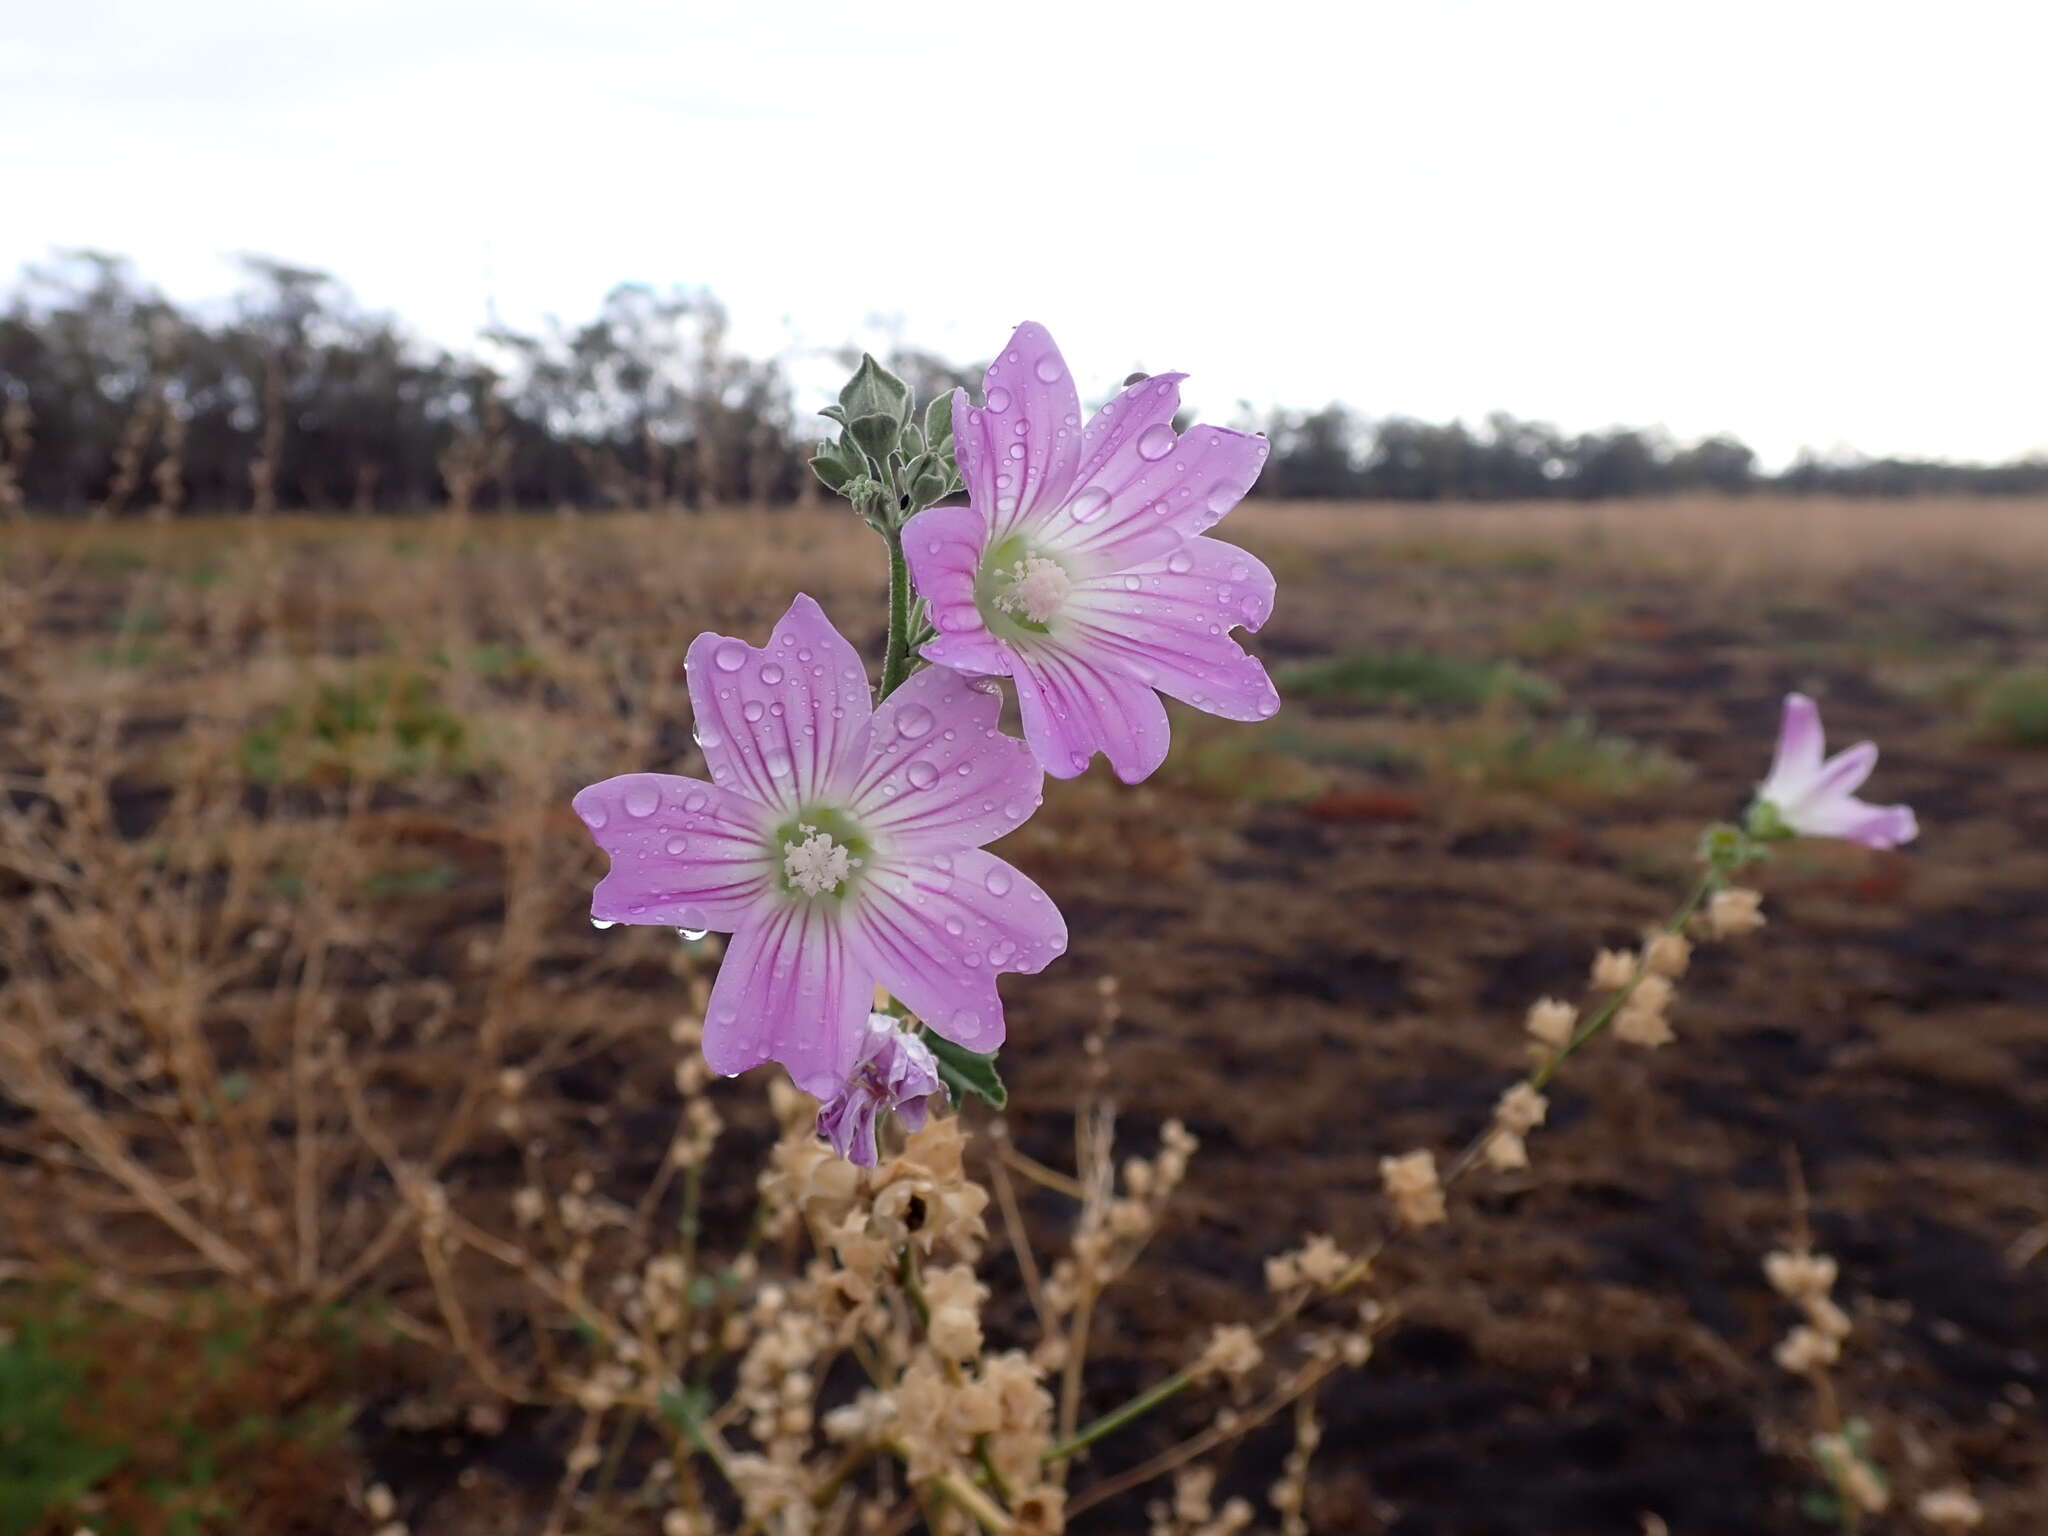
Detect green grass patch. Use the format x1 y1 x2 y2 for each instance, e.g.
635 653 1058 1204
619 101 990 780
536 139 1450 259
1280 649 1557 710
1433 714 1684 798
0 1286 362 1536
1976 667 2048 747
238 661 469 785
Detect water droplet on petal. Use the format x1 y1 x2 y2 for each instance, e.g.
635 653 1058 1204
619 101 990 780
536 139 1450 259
624 783 660 817
590 917 616 930
1137 424 1176 461
987 385 1012 411
1068 486 1111 524
1034 355 1063 383
984 866 1014 896
1123 574 1141 591
713 641 747 672
944 916 964 936
759 661 784 685
765 748 793 776
951 1008 982 1032
683 789 707 812
743 700 764 722
675 926 708 941
1167 549 1195 574
580 802 608 829
896 703 935 739
1206 485 1238 515
664 836 687 855
906 759 940 790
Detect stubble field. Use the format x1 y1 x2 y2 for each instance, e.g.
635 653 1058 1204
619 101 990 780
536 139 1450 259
3 497 2045 1534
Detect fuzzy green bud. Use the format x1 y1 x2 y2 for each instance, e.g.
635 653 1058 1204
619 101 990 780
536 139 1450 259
839 353 913 431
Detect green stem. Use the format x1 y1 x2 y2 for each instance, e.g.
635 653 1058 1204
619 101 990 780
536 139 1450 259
1044 1363 1199 1463
879 522 912 701
898 1244 930 1329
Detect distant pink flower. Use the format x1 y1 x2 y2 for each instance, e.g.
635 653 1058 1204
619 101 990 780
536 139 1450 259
572 595 1065 1097
816 1013 944 1166
1756 693 1918 849
903 322 1278 784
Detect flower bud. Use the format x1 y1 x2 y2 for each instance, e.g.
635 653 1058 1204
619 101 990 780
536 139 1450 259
838 353 912 430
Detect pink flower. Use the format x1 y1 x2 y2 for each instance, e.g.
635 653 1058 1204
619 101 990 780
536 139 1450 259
902 322 1278 784
1755 693 1918 849
816 1013 944 1166
572 595 1066 1097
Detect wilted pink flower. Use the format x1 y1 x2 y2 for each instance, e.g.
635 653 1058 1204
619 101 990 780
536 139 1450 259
572 595 1065 1096
903 321 1278 783
816 1013 944 1166
1755 693 1918 849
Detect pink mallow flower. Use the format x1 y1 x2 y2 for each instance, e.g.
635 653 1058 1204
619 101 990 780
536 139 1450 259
572 595 1065 1097
816 1013 945 1166
1755 693 1918 849
903 321 1279 784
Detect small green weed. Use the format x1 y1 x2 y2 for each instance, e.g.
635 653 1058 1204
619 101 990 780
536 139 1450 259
1280 649 1557 710
1434 714 1683 798
1976 668 2048 747
238 662 468 784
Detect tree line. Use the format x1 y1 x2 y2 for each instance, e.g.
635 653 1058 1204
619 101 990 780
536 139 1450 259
1 250 2042 517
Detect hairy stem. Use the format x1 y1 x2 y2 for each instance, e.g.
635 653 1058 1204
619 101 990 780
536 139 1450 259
879 522 912 700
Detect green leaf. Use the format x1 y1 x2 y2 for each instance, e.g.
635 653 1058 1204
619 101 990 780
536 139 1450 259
658 1384 714 1451
926 1035 1007 1110
809 451 852 493
923 391 954 448
849 411 901 464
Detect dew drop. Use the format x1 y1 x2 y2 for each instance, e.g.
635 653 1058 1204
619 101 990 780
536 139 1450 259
590 917 616 930
675 926 708 941
759 661 784 685
951 1008 982 1032
713 641 747 672
987 385 1012 412
580 802 608 829
1136 424 1175 462
683 789 707 812
1068 485 1111 524
1006 443 1025 460
1167 549 1196 574
765 748 793 777
944 916 965 936
984 866 1014 896
1034 355 1063 383
906 759 940 790
624 783 660 818
1123 574 1141 591
1206 485 1237 515
664 835 688 855
743 700 764 722
896 703 936 739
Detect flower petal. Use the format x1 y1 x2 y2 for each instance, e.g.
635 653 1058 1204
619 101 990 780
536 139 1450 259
573 772 774 930
1010 642 1172 783
902 504 1011 676
847 663 1045 853
686 594 873 812
1795 796 1919 850
1808 740 1879 802
953 321 1083 542
1040 390 1270 569
1063 537 1281 722
1761 692 1827 799
845 850 1067 1054
703 901 869 1096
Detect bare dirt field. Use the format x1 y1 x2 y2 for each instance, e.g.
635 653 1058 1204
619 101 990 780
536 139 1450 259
3 498 2045 1534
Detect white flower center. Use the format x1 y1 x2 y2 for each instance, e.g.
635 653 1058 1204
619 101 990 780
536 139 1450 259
783 825 852 896
991 555 1072 625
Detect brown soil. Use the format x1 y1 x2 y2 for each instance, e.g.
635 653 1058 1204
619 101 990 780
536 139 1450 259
3 502 2045 1534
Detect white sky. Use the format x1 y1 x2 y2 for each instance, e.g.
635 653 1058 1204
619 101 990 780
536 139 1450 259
4 0 2043 467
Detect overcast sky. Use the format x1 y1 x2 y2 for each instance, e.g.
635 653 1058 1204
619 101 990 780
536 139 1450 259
4 0 2041 467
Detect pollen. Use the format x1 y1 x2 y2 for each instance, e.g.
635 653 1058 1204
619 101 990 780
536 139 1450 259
991 555 1073 625
783 825 851 895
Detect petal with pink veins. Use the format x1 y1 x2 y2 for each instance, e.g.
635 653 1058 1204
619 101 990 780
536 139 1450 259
1010 643 1172 783
686 594 872 811
847 664 1044 853
902 503 1011 676
574 772 775 930
844 850 1068 1055
1038 396 1271 569
1064 537 1280 721
702 902 870 1097
950 321 1083 542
